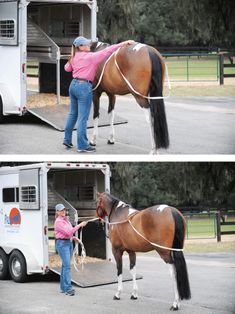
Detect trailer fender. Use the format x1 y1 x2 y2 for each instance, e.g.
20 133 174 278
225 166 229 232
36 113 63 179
0 95 4 123
0 248 9 280
4 244 44 276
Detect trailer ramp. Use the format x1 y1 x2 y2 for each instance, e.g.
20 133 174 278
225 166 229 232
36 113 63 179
51 260 142 288
27 104 127 131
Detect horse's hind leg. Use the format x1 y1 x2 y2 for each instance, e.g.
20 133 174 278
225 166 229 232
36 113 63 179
128 251 138 300
112 248 123 300
134 95 157 154
143 108 158 154
168 263 180 310
107 94 116 145
160 252 179 310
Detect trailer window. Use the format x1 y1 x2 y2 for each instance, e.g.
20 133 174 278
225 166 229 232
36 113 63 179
0 20 15 38
78 186 94 201
51 20 80 38
21 186 37 203
3 187 19 203
64 185 94 201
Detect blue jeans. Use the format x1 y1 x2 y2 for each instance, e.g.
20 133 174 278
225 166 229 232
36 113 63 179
64 79 93 150
56 240 73 293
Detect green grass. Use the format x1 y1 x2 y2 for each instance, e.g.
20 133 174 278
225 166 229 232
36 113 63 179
186 218 217 239
166 56 219 81
184 240 235 253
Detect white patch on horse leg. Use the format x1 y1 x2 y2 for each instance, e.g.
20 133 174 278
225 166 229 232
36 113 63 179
130 266 138 299
143 108 157 154
169 264 180 310
90 117 99 145
114 274 123 299
108 110 115 144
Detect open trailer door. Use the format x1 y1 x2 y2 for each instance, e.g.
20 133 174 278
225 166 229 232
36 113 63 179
0 0 27 118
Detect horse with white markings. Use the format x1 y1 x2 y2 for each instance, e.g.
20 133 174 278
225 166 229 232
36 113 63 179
96 192 191 310
90 42 170 154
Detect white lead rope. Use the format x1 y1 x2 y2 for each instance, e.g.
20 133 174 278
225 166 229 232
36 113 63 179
72 217 100 271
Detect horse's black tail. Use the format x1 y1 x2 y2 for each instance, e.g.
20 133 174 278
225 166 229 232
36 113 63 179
171 209 191 300
147 48 169 149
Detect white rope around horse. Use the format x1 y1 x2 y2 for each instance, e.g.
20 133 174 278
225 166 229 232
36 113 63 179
92 50 117 91
113 47 171 100
128 219 183 252
100 215 183 252
92 45 171 100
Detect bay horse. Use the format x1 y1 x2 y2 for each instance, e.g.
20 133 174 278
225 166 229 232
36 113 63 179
91 42 170 154
96 192 191 311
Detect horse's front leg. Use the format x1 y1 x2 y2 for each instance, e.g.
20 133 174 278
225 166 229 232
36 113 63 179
112 248 123 300
128 251 138 300
107 94 116 145
90 90 101 146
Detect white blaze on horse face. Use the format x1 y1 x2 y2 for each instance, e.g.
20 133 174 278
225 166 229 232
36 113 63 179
157 204 169 212
133 43 146 52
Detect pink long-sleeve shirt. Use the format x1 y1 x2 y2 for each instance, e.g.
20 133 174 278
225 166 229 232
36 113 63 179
54 216 80 239
64 43 123 81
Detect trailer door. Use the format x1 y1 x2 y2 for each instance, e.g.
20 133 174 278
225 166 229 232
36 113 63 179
19 168 40 210
0 0 27 115
19 167 47 274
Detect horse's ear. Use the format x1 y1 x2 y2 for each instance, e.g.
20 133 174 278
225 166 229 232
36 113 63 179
96 192 101 198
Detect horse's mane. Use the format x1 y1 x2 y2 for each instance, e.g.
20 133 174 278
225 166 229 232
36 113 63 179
104 192 120 210
91 41 110 52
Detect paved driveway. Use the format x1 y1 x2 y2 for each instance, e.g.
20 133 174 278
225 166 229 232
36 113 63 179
0 96 235 155
0 252 234 314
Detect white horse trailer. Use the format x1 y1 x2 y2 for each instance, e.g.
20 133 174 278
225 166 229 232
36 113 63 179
0 0 97 122
0 162 111 283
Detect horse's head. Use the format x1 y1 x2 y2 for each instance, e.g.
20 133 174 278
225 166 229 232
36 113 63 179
96 192 109 219
96 192 119 220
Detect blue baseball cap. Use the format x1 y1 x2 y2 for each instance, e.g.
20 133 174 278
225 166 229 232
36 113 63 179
73 36 92 47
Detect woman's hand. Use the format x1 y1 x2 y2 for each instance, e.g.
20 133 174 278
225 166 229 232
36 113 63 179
79 221 88 228
122 40 136 46
71 236 81 244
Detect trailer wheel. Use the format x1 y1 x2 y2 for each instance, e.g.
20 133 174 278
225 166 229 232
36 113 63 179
9 251 28 283
0 249 9 280
0 96 4 123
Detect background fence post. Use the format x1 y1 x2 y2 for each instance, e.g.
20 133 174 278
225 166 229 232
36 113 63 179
219 54 224 85
216 211 221 242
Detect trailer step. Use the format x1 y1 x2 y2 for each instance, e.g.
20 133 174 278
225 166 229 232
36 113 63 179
27 104 127 131
51 260 142 288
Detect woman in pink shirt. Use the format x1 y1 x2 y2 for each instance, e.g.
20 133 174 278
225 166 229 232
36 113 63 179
63 36 135 153
54 203 87 296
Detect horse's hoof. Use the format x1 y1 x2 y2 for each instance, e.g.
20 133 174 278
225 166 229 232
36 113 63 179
113 295 120 300
130 295 138 300
170 305 179 311
89 142 96 147
107 140 115 145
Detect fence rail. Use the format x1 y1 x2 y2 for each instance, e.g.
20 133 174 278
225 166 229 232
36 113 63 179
163 53 219 82
219 53 235 85
216 211 235 241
